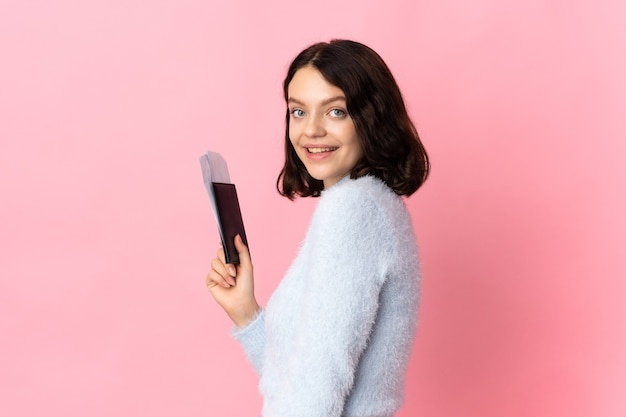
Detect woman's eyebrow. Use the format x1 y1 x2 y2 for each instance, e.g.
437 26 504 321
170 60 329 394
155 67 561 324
287 96 346 106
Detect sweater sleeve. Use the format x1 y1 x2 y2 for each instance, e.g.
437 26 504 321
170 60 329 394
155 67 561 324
264 187 394 416
231 309 266 375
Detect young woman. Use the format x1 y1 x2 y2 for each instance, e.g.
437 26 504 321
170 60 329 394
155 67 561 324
206 39 430 417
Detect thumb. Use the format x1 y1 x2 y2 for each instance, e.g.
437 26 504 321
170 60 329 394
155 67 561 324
234 234 252 268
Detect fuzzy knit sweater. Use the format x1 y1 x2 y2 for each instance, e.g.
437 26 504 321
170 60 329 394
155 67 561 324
232 175 421 417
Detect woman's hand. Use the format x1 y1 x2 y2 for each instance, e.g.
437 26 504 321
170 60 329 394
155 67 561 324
206 235 260 328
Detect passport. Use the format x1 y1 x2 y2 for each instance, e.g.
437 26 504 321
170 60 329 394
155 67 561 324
199 151 249 265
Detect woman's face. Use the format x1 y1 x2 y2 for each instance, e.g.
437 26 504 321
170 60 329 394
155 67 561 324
287 66 363 189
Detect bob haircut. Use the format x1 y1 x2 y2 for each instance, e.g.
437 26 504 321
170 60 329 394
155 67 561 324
277 39 430 199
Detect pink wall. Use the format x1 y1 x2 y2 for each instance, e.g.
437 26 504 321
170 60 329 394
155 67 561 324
1 1 624 416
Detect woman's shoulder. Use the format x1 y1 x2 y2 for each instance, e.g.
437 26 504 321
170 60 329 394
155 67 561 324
312 175 415 265
320 175 404 214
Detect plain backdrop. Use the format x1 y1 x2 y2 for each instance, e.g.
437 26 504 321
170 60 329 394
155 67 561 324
1 1 624 416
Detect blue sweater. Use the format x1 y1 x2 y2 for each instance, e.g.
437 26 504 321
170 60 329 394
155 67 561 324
233 175 421 417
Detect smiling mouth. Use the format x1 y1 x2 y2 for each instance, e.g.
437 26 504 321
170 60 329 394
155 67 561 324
307 147 338 154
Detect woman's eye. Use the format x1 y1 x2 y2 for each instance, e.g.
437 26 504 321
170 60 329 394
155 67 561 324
329 108 346 118
290 109 305 118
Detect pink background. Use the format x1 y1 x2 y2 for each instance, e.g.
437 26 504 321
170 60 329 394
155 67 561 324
1 1 624 416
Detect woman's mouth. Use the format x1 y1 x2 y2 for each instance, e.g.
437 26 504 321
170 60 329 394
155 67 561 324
307 147 338 154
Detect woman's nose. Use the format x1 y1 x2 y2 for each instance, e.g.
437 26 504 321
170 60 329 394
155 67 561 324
304 114 326 138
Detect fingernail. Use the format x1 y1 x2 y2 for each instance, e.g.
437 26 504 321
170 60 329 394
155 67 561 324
228 265 236 276
227 277 236 287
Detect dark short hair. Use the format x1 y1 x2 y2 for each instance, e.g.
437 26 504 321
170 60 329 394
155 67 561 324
277 39 430 199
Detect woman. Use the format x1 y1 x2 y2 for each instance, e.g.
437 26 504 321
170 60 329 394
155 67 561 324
206 39 430 417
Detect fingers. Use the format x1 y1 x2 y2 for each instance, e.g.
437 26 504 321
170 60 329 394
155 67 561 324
206 236 249 291
208 256 236 288
234 234 252 269
216 245 236 277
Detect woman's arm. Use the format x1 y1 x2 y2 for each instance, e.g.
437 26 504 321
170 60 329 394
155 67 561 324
264 193 393 416
206 235 266 375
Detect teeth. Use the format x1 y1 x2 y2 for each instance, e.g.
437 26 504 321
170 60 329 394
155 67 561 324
308 147 337 154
